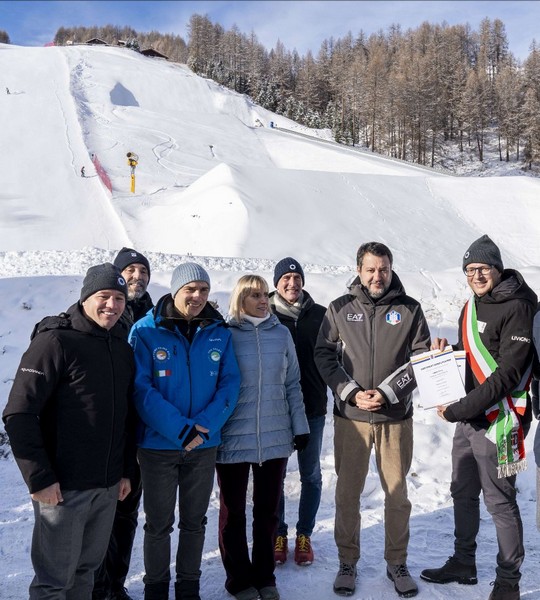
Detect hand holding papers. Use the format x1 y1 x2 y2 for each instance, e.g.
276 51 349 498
411 346 466 409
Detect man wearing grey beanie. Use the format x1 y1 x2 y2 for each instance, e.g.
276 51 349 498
3 263 135 600
129 262 240 600
422 235 537 600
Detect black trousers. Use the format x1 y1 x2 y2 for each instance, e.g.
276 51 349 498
216 458 287 595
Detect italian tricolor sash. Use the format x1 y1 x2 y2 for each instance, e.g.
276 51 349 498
462 297 530 478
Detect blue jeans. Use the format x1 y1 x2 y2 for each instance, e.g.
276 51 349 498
138 446 217 586
277 414 325 538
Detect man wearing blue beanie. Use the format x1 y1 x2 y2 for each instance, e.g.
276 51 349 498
270 257 327 569
129 263 240 600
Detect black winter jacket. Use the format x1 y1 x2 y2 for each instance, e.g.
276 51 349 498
3 302 136 494
315 273 430 423
269 290 328 418
444 269 537 429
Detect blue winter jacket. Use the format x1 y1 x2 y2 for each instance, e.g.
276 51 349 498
129 294 240 450
217 313 309 464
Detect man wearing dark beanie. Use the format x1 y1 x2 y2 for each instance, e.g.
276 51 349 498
422 235 537 600
94 249 154 600
3 263 135 600
129 263 241 600
270 257 327 569
113 247 153 332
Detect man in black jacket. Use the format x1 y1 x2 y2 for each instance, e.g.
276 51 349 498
114 246 154 332
270 257 327 567
421 235 537 600
315 242 430 598
3 263 135 600
93 248 154 600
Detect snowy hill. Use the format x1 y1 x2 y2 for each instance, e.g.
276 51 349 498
1 42 540 600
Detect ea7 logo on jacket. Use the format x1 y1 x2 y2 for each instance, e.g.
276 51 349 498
386 310 401 326
346 313 364 322
396 373 412 389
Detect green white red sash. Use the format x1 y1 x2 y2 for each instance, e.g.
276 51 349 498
462 297 530 478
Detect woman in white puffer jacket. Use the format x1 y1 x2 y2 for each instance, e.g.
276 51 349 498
216 275 309 600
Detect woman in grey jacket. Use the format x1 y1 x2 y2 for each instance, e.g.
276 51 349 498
216 275 309 600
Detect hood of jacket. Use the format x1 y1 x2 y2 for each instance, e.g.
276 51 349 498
152 293 225 329
348 271 407 306
31 302 127 342
476 269 537 308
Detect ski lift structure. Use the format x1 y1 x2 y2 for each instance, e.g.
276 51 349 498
127 152 138 193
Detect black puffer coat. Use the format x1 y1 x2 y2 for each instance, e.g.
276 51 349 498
3 302 135 493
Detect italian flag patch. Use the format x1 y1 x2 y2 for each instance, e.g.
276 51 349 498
155 369 171 377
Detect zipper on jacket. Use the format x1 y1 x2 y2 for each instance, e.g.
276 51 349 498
186 349 193 418
255 326 263 465
173 334 194 420
105 333 115 486
369 306 376 425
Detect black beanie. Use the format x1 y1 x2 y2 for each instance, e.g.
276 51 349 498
462 235 504 273
273 257 305 288
80 263 128 302
113 247 151 280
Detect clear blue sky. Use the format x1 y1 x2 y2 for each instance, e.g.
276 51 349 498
1 1 538 61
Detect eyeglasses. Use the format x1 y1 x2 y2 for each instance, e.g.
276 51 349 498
464 266 493 277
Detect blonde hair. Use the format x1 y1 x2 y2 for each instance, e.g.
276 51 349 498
229 275 269 322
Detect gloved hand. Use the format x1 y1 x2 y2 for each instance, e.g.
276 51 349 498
294 434 310 452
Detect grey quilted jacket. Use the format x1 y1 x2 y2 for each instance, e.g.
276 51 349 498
217 314 309 464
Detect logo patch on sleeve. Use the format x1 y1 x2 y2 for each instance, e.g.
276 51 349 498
386 310 401 326
153 347 170 361
209 349 222 362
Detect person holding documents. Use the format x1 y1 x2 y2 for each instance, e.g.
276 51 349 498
421 234 537 600
315 242 430 598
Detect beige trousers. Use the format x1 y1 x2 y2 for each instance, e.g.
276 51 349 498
333 415 413 565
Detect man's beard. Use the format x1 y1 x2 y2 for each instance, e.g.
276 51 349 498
367 284 389 299
127 284 145 301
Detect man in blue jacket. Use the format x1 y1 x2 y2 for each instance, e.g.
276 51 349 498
129 262 240 600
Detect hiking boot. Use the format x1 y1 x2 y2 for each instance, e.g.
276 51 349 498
144 581 170 600
234 588 260 600
259 586 280 600
386 564 418 598
274 535 288 565
175 579 200 600
420 556 477 585
333 562 357 596
294 534 314 566
488 579 520 600
110 588 134 600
